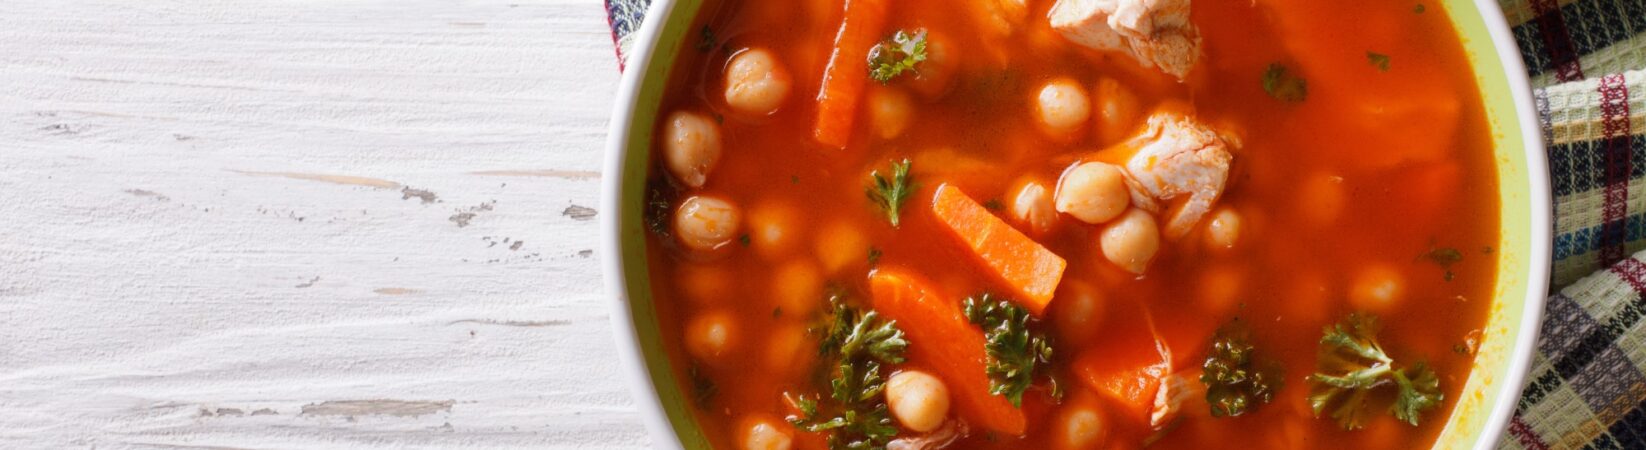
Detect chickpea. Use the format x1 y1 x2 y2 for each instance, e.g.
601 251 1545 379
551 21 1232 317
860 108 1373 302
1053 280 1105 343
1199 265 1243 316
1350 263 1405 314
741 417 794 450
765 324 813 376
685 311 734 360
675 195 742 252
747 201 802 258
661 111 722 188
814 220 866 274
868 85 914 140
724 48 793 116
908 32 956 99
1287 269 1331 324
1100 208 1160 274
1056 161 1130 224
771 259 823 317
1300 172 1346 225
886 370 951 433
1093 77 1141 142
1035 78 1092 138
676 263 732 305
1010 180 1058 235
1204 208 1241 250
1059 405 1107 449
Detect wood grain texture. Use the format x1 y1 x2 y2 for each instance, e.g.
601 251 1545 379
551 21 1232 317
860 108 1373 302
0 0 647 448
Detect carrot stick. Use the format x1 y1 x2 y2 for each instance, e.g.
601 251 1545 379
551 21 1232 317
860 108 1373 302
930 184 1067 315
1075 305 1172 424
813 0 890 149
869 270 1027 435
1077 353 1168 423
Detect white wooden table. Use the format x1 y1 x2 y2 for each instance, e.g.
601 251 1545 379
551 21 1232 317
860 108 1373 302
0 1 647 448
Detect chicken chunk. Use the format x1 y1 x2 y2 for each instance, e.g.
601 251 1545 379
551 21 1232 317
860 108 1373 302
1150 368 1203 430
1049 0 1201 80
1123 113 1234 239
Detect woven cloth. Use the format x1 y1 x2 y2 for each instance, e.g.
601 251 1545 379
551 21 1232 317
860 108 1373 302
601 0 1646 448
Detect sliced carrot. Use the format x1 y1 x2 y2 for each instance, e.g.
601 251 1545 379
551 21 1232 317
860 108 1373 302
813 0 891 149
869 270 1027 435
930 184 1067 315
1078 353 1168 423
1075 304 1173 425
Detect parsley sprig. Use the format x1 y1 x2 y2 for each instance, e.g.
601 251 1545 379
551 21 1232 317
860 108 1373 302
1367 52 1392 72
644 185 673 236
963 294 1057 407
1307 313 1444 429
1421 246 1464 281
1200 320 1283 417
867 29 928 84
790 294 908 449
866 159 915 228
1261 63 1308 102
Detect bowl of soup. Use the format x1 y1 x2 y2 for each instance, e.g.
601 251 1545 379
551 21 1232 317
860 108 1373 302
601 0 1549 448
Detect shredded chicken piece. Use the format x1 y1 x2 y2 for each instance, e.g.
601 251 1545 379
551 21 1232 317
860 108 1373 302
1123 113 1235 239
887 420 967 450
1048 0 1202 80
1151 368 1204 430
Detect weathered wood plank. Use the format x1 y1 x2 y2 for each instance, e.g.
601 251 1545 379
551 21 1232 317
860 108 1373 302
0 0 647 448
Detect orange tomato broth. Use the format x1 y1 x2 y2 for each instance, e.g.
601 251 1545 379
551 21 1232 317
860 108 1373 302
643 0 1499 448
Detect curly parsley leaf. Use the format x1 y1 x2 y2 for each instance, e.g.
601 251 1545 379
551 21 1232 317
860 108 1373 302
1422 246 1464 281
696 26 718 53
1261 63 1308 102
688 363 717 406
1307 313 1444 429
866 159 915 228
963 294 1055 407
1200 320 1283 417
644 185 673 236
1391 362 1443 426
791 294 907 449
1367 52 1392 72
867 29 928 84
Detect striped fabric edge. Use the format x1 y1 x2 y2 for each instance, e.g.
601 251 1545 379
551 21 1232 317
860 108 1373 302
1500 255 1646 450
1498 0 1646 86
1530 34 1646 89
606 0 654 70
1546 69 1646 289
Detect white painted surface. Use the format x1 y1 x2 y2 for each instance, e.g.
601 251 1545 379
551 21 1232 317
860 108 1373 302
0 1 647 448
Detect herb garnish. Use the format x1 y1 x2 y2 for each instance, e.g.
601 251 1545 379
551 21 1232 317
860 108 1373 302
789 294 908 449
1414 3 1426 14
1367 52 1392 72
868 30 928 84
867 247 883 268
963 294 1056 407
1200 319 1283 417
982 198 1004 211
696 26 718 52
1307 313 1444 429
644 185 673 236
688 363 717 406
1261 63 1308 102
1422 246 1463 281
867 159 915 227
738 234 751 247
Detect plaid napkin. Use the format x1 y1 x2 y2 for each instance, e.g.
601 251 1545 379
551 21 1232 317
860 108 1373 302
601 0 1646 448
